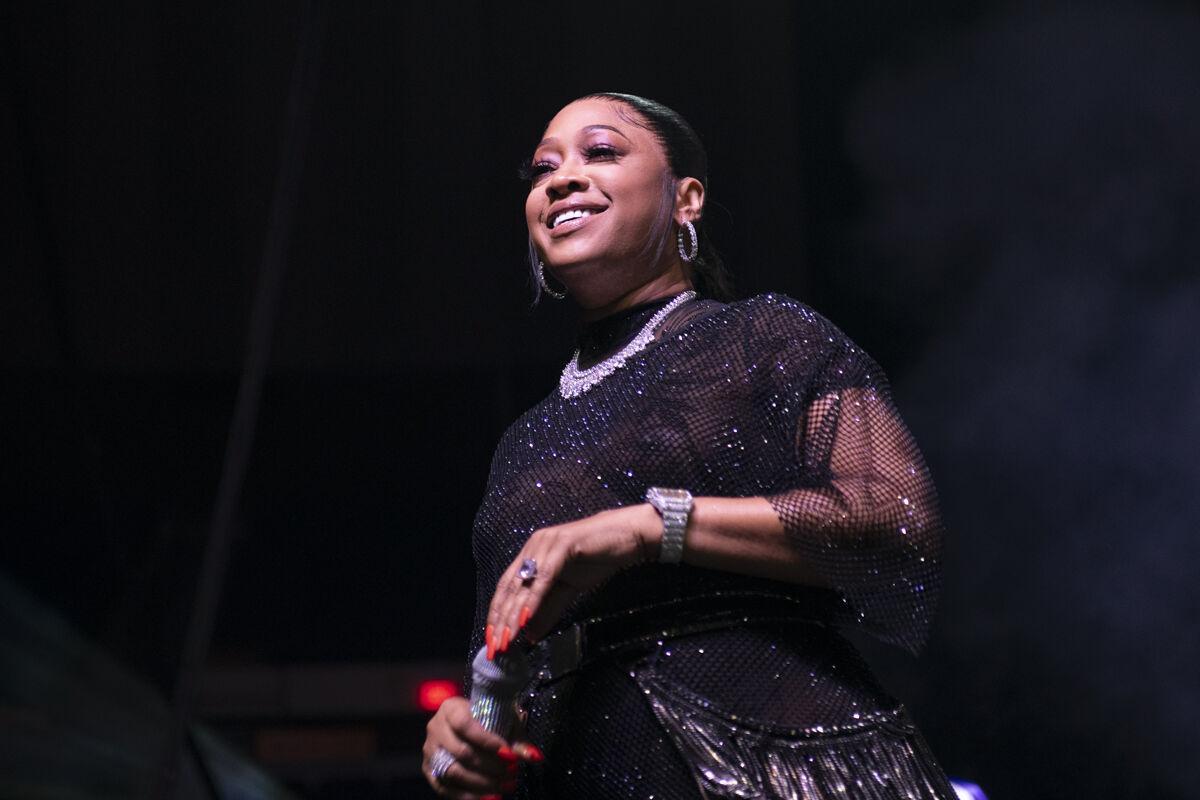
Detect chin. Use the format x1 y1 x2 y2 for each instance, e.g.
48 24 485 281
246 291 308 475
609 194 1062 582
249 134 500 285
543 247 602 272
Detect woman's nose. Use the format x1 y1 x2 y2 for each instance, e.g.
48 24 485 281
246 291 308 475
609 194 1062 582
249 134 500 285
546 169 589 197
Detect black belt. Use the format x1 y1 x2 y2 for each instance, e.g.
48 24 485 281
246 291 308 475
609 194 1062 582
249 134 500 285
529 589 837 685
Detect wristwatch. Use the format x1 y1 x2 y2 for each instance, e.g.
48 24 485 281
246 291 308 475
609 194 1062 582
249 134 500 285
644 487 693 564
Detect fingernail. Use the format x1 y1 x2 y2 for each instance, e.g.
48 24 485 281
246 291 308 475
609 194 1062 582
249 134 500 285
500 626 512 652
519 605 531 629
486 625 496 660
514 742 544 762
497 745 518 762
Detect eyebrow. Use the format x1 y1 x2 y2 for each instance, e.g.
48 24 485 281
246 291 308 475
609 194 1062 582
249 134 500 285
536 124 632 150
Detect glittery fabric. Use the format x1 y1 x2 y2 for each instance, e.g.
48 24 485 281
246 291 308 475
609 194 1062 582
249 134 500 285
469 293 952 799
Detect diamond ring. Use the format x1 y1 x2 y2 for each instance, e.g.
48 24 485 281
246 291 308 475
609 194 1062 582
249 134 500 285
518 558 538 583
430 746 455 780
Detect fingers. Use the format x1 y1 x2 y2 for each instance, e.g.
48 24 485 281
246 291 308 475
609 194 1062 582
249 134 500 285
425 754 506 797
440 697 512 758
502 561 556 643
421 737 528 798
485 544 527 658
487 530 559 656
493 543 563 651
512 741 546 763
487 510 639 658
424 701 517 796
424 739 505 798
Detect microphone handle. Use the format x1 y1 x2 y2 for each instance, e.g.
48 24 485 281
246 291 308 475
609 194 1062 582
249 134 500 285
468 644 529 737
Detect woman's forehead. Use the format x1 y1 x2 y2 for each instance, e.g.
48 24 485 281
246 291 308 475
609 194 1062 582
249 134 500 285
539 98 645 144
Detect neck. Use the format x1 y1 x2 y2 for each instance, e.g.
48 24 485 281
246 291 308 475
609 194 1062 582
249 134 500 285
579 270 693 324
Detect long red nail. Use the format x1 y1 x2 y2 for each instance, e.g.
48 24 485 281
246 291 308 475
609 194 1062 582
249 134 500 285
486 624 496 660
514 742 544 762
518 605 532 629
497 745 518 762
500 626 512 652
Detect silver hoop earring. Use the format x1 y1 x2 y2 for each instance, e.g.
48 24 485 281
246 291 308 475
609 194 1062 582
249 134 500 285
677 220 699 263
538 260 567 300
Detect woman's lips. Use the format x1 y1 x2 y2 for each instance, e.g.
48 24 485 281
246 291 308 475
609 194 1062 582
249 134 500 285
548 208 605 238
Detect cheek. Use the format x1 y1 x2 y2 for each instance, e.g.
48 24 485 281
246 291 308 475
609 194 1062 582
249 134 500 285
525 194 541 233
628 176 668 228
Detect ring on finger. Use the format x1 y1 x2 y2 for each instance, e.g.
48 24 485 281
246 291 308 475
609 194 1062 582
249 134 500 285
430 746 456 780
518 557 538 584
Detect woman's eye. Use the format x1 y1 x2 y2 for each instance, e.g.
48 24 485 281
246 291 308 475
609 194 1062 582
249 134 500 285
520 146 618 182
584 145 618 160
521 160 556 181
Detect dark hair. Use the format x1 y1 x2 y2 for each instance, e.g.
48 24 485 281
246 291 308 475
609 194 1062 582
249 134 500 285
526 93 734 302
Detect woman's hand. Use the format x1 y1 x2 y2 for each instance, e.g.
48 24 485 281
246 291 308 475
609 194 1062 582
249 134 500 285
485 504 659 654
422 696 542 798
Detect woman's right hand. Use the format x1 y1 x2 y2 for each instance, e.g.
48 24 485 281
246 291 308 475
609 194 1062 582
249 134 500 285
423 695 533 799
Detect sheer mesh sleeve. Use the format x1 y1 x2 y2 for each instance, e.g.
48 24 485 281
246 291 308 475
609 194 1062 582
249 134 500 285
761 302 944 654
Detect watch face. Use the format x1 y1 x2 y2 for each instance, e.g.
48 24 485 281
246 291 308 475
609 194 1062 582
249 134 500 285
646 487 692 511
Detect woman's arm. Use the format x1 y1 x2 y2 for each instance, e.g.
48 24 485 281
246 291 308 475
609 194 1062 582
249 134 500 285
485 386 941 654
627 495 825 584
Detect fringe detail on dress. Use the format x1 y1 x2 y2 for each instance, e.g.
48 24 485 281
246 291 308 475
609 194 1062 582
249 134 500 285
636 674 956 800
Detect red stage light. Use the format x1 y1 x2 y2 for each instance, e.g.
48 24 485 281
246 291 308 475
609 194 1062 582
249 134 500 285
418 679 459 712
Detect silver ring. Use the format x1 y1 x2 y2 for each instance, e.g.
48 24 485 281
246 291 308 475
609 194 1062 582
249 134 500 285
430 746 455 780
518 557 538 583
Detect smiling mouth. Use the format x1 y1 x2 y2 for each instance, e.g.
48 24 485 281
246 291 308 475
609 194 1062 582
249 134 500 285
548 207 606 229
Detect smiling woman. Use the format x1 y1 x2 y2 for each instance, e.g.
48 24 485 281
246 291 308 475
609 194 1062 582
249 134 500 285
421 93 957 800
523 94 732 313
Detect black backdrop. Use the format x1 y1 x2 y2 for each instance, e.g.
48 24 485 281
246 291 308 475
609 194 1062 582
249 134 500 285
4 2 1199 798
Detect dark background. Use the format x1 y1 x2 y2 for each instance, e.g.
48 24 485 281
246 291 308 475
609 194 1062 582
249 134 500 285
3 1 1199 798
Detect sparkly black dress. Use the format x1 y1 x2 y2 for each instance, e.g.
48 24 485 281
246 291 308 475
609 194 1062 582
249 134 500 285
469 293 955 799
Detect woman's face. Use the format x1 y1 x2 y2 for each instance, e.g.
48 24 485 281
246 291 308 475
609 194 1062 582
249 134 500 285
525 98 675 304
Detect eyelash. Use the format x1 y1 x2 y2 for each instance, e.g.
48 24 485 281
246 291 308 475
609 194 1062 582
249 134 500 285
520 145 619 181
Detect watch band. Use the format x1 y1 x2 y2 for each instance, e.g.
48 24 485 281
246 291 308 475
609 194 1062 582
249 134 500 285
644 487 693 564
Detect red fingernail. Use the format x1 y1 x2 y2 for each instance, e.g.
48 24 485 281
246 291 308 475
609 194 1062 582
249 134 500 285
524 744 544 762
500 626 512 652
486 625 496 660
519 605 531 629
497 745 517 762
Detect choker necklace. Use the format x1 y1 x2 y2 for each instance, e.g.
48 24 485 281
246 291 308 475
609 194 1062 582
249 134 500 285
559 291 696 399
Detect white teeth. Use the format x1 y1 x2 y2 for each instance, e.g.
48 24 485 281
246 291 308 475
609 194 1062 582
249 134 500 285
551 208 594 228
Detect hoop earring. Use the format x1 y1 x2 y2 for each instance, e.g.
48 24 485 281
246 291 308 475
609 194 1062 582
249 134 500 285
677 220 699 263
538 260 567 300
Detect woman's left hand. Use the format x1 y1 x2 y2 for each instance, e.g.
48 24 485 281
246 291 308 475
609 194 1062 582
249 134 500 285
485 504 658 656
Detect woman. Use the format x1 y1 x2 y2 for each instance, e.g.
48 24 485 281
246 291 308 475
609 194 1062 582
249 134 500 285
422 93 956 800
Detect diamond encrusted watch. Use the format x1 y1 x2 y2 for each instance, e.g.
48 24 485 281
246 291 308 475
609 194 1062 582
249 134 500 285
644 487 693 564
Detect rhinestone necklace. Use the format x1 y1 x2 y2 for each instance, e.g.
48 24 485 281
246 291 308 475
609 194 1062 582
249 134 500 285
559 291 697 399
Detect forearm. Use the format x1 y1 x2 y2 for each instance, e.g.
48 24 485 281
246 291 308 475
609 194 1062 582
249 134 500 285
633 496 828 586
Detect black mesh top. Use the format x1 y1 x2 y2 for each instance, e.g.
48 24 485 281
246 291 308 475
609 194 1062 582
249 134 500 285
467 292 949 797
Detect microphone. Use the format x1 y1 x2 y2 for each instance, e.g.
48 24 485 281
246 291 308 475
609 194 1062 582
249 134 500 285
469 644 530 737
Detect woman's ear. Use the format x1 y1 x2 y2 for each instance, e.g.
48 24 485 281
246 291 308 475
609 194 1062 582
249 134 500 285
674 177 705 224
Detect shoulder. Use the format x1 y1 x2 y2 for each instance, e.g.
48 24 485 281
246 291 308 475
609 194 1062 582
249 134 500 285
717 293 884 386
717 292 856 352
